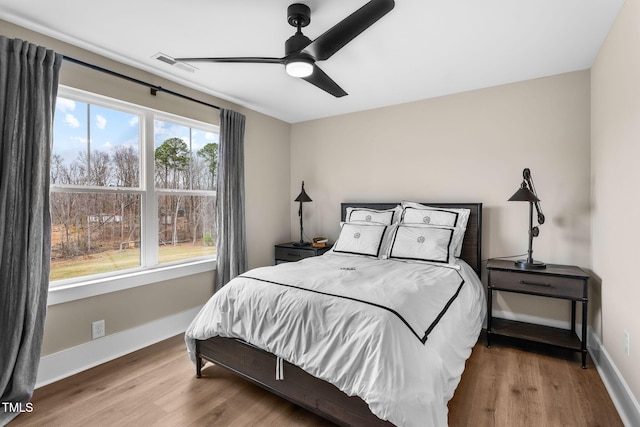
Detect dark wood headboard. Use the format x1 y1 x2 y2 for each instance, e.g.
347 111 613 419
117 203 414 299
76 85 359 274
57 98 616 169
341 202 483 275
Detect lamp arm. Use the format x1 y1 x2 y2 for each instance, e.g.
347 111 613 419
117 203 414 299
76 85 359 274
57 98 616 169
298 201 304 244
523 168 545 225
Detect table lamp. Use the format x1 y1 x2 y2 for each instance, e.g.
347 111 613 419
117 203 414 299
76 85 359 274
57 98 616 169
508 168 546 269
294 181 312 246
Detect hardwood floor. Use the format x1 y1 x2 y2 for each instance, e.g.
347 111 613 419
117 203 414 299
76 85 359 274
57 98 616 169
448 336 623 427
11 334 622 426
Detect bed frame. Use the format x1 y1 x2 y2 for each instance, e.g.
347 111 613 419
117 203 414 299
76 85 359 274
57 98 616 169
195 202 482 426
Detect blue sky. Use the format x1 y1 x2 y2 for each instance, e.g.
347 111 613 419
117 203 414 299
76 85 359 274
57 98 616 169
53 97 219 169
53 97 139 166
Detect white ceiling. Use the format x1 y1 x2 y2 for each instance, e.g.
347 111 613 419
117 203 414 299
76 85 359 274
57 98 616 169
0 0 625 123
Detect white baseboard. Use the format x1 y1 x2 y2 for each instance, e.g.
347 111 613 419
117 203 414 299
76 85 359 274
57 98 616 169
493 310 639 426
35 306 202 389
588 330 640 427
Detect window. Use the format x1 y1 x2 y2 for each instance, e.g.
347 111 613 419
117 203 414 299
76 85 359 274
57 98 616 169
154 117 217 264
50 87 218 287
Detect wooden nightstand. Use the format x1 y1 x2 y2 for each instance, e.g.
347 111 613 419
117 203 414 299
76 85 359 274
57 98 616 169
486 258 589 368
274 242 332 264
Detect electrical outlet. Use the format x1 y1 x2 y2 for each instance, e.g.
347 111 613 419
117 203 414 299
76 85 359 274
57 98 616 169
92 320 105 339
624 330 630 356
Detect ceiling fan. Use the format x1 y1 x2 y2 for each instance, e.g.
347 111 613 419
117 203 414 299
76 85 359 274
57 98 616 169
175 0 395 97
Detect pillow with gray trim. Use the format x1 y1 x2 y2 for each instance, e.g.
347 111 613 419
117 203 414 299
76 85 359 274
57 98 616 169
400 202 470 257
387 224 463 266
345 206 401 225
332 222 388 258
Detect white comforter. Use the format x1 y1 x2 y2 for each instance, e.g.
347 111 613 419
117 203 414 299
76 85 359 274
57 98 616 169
185 253 485 426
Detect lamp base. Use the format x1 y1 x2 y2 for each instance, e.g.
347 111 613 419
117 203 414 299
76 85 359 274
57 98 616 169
514 259 546 270
293 241 310 247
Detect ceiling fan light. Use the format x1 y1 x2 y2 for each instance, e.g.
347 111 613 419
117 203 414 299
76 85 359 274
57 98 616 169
285 59 314 77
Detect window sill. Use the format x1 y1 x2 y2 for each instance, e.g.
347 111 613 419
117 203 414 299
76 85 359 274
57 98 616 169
47 259 216 306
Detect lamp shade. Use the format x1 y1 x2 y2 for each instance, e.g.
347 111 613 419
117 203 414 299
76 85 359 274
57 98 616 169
508 182 539 203
295 182 312 202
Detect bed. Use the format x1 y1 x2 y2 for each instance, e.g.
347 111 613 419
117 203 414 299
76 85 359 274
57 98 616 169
185 202 484 426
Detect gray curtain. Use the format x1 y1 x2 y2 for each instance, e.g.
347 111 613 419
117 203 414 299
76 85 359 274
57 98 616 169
215 109 247 291
0 37 61 425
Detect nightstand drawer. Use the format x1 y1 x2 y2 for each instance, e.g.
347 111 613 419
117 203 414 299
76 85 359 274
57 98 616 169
275 247 315 262
274 242 332 264
490 269 585 299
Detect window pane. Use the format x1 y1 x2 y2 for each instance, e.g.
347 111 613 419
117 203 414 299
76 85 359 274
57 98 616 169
50 192 141 283
192 129 219 191
53 98 140 187
154 120 190 189
158 194 216 264
154 119 218 191
52 98 88 185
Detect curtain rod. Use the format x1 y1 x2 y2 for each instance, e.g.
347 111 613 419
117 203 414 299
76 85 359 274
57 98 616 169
62 55 221 111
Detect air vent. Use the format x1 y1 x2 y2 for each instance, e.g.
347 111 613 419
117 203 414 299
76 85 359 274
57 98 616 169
155 54 176 65
152 52 197 74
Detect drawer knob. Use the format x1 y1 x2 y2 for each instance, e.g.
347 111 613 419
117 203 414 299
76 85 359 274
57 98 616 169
520 280 552 288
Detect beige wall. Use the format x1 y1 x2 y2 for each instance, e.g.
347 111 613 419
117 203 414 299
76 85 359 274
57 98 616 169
42 272 214 354
1 19 292 356
591 0 640 405
291 70 592 326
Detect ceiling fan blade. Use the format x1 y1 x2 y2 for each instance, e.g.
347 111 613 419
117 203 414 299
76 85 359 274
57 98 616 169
174 57 284 64
301 65 347 97
304 0 395 61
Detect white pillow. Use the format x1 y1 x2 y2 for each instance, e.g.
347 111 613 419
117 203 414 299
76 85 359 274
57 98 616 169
333 222 388 258
400 202 471 256
387 224 463 266
401 207 458 227
345 206 401 225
